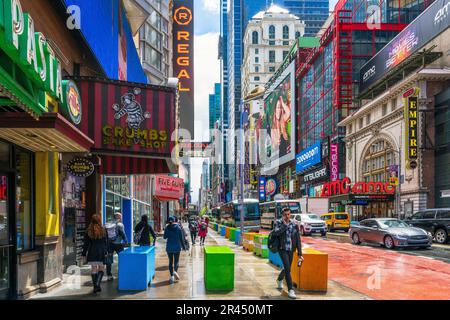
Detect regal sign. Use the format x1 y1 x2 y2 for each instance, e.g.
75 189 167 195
321 177 396 197
173 0 194 134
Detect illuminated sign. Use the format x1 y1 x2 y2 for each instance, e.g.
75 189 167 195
67 158 95 177
303 166 328 183
61 80 82 125
154 175 184 199
259 177 266 201
173 0 194 134
404 88 419 168
0 176 7 201
266 179 277 196
296 142 321 173
360 0 450 93
320 177 396 197
330 144 339 181
0 0 67 114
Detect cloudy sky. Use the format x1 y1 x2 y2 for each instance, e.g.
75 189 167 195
190 0 339 204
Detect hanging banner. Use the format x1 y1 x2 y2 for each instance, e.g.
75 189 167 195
330 144 339 181
259 177 266 201
404 88 419 169
173 0 195 135
66 158 95 177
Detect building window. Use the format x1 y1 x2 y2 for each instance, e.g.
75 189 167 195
269 50 275 63
295 31 301 39
16 149 33 251
269 40 275 46
255 48 259 54
252 31 258 44
359 118 364 129
269 25 275 39
382 103 387 116
391 98 397 111
269 67 275 72
348 124 352 134
283 51 289 60
255 66 259 73
362 140 395 184
366 113 371 125
255 57 259 63
254 76 260 81
283 25 289 39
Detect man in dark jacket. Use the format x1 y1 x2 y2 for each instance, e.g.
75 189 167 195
134 215 157 246
272 207 303 299
188 218 198 245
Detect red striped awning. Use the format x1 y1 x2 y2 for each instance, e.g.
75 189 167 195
98 155 170 175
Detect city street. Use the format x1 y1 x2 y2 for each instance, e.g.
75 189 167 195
31 226 450 300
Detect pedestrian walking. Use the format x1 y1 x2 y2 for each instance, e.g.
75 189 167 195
134 215 157 246
104 212 129 281
271 207 303 299
175 216 190 251
82 214 109 294
188 218 198 245
198 217 208 246
163 216 187 283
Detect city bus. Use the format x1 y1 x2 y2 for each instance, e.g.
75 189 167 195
219 199 260 231
259 200 302 230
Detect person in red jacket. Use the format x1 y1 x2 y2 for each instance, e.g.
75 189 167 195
198 217 208 246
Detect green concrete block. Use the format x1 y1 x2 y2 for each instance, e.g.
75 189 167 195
254 235 269 258
253 235 261 256
204 246 235 291
230 228 237 242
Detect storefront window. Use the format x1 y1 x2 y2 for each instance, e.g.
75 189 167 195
16 150 33 251
105 191 122 224
132 200 153 229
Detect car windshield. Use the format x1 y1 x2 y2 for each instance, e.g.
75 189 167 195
335 214 348 220
293 215 301 221
378 220 410 229
305 214 319 220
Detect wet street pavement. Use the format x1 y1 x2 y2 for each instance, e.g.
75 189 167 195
30 226 368 300
30 226 450 300
303 236 450 300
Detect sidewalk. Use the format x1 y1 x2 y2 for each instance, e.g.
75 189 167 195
30 227 370 300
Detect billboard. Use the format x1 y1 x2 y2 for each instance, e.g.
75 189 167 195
76 78 176 158
360 0 450 93
260 61 296 174
296 142 321 173
173 0 195 135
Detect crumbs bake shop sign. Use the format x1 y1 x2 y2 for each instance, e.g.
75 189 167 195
66 158 95 177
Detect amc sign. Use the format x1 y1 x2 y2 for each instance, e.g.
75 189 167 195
321 177 396 197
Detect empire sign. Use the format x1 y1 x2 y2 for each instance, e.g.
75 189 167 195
404 88 419 169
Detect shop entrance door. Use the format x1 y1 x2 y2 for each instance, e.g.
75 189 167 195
0 174 16 299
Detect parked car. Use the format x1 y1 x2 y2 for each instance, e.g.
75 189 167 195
405 209 450 244
295 214 327 236
349 218 432 249
321 212 350 232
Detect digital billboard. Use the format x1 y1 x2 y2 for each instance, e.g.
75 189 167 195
260 61 296 174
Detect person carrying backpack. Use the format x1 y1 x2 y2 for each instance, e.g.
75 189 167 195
104 212 128 281
270 207 303 299
164 216 187 283
188 218 198 245
134 215 157 246
198 217 208 246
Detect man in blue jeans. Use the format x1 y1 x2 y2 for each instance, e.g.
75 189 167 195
272 207 303 299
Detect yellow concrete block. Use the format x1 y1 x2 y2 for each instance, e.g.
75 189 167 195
292 248 328 292
243 232 258 252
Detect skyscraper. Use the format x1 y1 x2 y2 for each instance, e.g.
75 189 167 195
209 83 222 130
283 0 330 36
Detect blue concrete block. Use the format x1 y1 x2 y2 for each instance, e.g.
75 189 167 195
269 250 284 269
220 226 226 237
235 230 241 245
118 246 155 291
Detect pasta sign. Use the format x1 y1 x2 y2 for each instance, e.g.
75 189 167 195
173 0 194 134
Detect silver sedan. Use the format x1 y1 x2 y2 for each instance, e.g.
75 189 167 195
349 218 433 249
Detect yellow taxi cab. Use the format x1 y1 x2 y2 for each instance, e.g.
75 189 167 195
321 212 350 232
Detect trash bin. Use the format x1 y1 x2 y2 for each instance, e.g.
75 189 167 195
269 250 283 268
225 227 231 239
118 246 155 291
234 229 241 245
229 228 237 242
243 232 258 252
204 246 235 291
291 248 328 292
220 225 226 236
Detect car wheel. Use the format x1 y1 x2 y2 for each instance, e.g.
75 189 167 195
351 232 360 245
384 235 395 250
321 232 327 237
434 229 448 244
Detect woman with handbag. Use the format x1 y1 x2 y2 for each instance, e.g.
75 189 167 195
82 214 109 294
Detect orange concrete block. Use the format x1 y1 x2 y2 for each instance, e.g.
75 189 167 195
225 227 231 239
243 232 258 252
292 248 328 292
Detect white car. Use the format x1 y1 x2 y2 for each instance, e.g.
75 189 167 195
293 214 327 236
